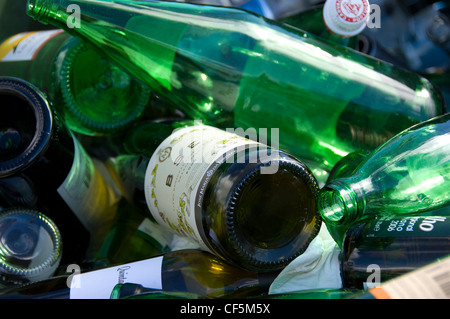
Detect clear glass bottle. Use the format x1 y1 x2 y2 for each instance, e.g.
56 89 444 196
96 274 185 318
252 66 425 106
106 120 322 272
25 0 445 173
318 113 450 229
0 30 150 135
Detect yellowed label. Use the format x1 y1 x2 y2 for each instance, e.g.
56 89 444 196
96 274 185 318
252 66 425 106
144 125 259 250
0 30 62 61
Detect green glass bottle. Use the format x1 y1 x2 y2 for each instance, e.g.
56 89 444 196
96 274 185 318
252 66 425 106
0 77 119 265
0 29 150 136
318 113 450 231
0 249 279 299
341 212 450 289
26 0 445 173
110 283 205 299
106 120 321 272
0 207 62 288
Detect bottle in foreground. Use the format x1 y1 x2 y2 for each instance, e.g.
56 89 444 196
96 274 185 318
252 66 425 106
107 120 322 272
0 207 62 288
318 113 450 229
341 211 450 289
0 30 150 135
26 0 445 172
0 249 279 299
0 77 119 264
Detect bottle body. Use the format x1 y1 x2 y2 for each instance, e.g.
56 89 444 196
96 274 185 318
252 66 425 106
0 249 278 299
0 30 151 135
0 77 118 265
318 113 450 227
341 212 450 289
26 0 445 171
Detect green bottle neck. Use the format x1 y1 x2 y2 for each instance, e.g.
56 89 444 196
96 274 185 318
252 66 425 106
318 178 364 225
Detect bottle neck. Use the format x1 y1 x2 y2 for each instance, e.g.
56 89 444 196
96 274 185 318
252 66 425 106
318 178 362 226
320 28 355 47
27 0 59 24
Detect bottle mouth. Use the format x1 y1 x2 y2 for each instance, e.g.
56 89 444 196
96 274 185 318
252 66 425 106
27 0 50 21
318 180 358 225
0 77 52 177
226 156 322 271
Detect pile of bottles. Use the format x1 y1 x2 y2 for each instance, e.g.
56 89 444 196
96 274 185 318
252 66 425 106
0 0 449 300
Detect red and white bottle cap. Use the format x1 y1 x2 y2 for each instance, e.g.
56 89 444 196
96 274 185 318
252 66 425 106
323 0 370 37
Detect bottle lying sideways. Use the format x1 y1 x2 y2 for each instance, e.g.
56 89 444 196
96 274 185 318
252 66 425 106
0 249 280 299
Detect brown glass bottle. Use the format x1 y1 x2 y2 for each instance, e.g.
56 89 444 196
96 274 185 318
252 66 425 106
107 120 322 272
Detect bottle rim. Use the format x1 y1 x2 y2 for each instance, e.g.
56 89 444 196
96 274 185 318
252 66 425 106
59 39 151 135
318 179 359 225
0 208 62 283
0 77 53 177
225 157 322 271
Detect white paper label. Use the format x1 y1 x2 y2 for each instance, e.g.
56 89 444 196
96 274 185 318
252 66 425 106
0 30 63 61
370 256 450 299
57 135 117 233
69 256 163 299
144 125 259 250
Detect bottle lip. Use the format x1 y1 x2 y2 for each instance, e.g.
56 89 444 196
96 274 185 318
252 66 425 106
0 208 62 283
0 77 53 177
318 179 358 225
225 155 322 272
59 38 150 135
26 0 52 22
323 0 370 37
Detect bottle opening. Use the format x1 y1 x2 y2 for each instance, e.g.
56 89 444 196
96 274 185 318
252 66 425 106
318 181 358 225
26 0 50 21
318 189 346 223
